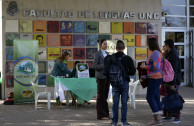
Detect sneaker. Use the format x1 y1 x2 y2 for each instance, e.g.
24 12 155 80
121 122 131 126
172 118 181 124
111 122 117 126
162 117 173 122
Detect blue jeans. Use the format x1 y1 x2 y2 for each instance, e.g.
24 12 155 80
146 78 162 113
112 80 129 124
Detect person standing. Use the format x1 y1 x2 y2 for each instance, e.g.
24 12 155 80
92 39 110 120
104 40 136 126
140 38 163 125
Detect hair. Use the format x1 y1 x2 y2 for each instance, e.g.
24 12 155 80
36 35 43 39
147 37 161 53
58 52 70 62
164 39 174 49
97 39 106 47
116 40 125 50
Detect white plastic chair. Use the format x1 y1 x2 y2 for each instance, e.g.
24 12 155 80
129 80 139 109
30 81 51 110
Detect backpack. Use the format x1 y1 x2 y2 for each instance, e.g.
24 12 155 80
163 59 174 82
109 54 126 86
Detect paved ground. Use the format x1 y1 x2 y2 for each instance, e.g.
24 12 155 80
0 86 194 126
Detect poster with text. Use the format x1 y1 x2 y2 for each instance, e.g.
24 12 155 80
136 35 147 46
135 48 147 59
47 21 59 33
86 35 98 47
20 34 33 40
73 21 85 33
47 48 60 60
20 20 33 33
61 48 73 60
34 20 46 33
73 48 85 59
123 22 135 34
6 33 19 46
111 22 123 34
86 21 98 33
47 34 60 46
60 21 73 33
6 47 14 60
34 34 46 46
124 35 135 47
73 35 85 46
61 34 72 46
99 22 110 33
38 48 47 60
86 48 97 59
135 22 147 34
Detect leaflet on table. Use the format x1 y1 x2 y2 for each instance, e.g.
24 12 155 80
76 63 89 78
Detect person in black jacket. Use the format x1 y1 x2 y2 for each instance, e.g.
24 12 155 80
163 39 182 123
104 40 136 126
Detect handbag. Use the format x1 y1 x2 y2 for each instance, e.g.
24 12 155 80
162 94 185 111
160 84 167 96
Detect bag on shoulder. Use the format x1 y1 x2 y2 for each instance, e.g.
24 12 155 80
163 59 174 82
109 54 126 86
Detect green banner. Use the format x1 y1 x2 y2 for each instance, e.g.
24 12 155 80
14 40 38 104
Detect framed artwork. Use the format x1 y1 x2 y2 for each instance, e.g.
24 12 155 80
20 20 33 33
20 34 33 40
86 35 98 47
147 35 158 41
6 33 19 46
61 34 72 46
86 21 98 33
112 35 123 40
6 47 14 60
123 22 135 34
127 47 135 59
6 20 18 32
136 35 147 46
73 21 85 33
34 34 46 46
6 75 14 87
6 61 14 74
86 48 97 60
61 48 73 60
60 21 73 33
111 22 123 34
124 35 135 46
38 61 47 73
48 61 55 74
147 23 158 34
47 21 59 33
38 48 47 60
99 22 110 33
135 48 147 59
38 74 46 85
73 48 85 59
135 22 147 34
98 35 110 40
47 34 60 46
47 48 60 60
34 20 46 33
47 74 54 87
86 61 93 68
73 35 85 46
67 61 74 70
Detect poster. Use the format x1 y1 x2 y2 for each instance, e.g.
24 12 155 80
86 61 93 68
38 48 47 60
47 34 60 46
135 22 147 34
48 61 55 74
34 20 46 33
6 33 19 46
38 74 46 85
6 61 14 74
135 48 147 59
73 48 85 59
60 21 73 33
124 35 135 46
20 20 33 33
73 21 85 33
20 34 33 40
6 75 14 87
47 21 59 33
105 40 127 55
136 35 147 46
98 35 110 40
6 20 18 32
67 61 74 69
127 47 135 59
111 22 123 34
73 35 85 46
147 23 158 34
112 35 123 40
61 48 73 60
14 40 38 104
6 47 14 60
76 63 89 78
34 34 46 46
47 48 60 60
86 35 98 47
86 21 98 33
86 48 97 59
99 22 110 33
61 34 72 46
123 22 135 34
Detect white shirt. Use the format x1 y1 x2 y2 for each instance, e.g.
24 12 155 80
101 49 107 57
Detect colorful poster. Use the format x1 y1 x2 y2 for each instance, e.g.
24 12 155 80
73 48 85 59
47 34 60 46
38 48 47 60
6 33 19 46
124 35 135 46
38 75 46 85
76 63 89 78
60 21 73 33
60 34 72 46
127 47 135 59
136 35 147 46
34 20 46 33
99 22 110 33
106 40 127 55
6 75 14 87
39 61 47 73
6 20 18 32
86 48 97 60
86 21 98 33
48 61 55 74
61 48 73 60
47 48 60 60
20 20 33 33
111 22 123 34
6 47 14 60
112 35 123 40
135 22 147 34
147 23 158 34
34 34 46 46
136 48 147 59
123 22 135 34
73 35 85 46
6 61 14 74
14 40 38 104
47 21 59 33
73 21 85 33
86 35 98 47
98 35 110 40
20 34 33 40
67 61 74 70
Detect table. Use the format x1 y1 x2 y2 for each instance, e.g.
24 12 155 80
54 77 97 103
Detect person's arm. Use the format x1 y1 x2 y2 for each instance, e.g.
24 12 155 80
92 52 104 70
58 61 72 75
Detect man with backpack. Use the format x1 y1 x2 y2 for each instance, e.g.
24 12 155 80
104 40 136 126
163 39 182 123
